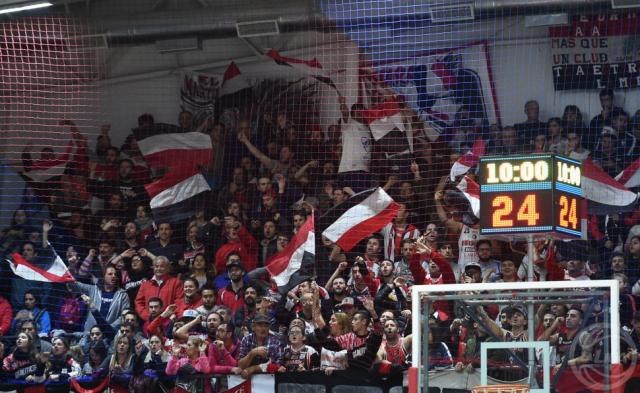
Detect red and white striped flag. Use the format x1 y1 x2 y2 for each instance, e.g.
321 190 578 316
266 213 315 292
583 158 638 213
8 249 74 283
358 99 405 141
266 49 338 90
450 139 485 181
457 175 480 218
136 124 212 223
616 157 640 189
322 188 400 252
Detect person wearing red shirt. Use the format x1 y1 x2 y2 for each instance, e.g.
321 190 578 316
135 256 184 321
214 219 258 274
216 261 246 314
174 278 203 318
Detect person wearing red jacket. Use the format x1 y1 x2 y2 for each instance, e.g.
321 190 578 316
174 278 203 319
0 295 13 336
409 239 456 317
135 256 184 321
213 218 258 274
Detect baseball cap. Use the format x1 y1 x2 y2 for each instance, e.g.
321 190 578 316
334 297 355 310
252 314 271 324
505 306 527 319
182 309 199 320
226 260 244 271
464 262 482 271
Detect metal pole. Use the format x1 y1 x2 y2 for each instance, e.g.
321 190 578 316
527 234 537 388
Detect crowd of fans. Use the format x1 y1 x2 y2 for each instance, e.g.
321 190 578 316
0 87 639 392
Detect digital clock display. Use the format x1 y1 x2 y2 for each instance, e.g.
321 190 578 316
479 155 583 238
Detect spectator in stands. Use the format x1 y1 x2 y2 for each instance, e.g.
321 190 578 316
12 291 51 336
259 220 278 267
139 334 169 376
542 308 594 371
593 126 624 177
217 260 247 314
19 319 52 353
165 336 210 392
108 335 135 393
515 100 546 146
82 340 109 375
589 88 622 149
145 222 184 265
562 105 587 136
377 318 412 369
74 265 130 333
45 337 81 383
174 277 203 318
566 128 591 161
2 332 45 382
135 256 183 321
381 204 420 261
187 253 215 289
196 286 217 317
282 325 320 372
207 330 241 375
475 240 501 276
121 252 151 309
237 313 284 378
546 117 567 154
181 223 205 276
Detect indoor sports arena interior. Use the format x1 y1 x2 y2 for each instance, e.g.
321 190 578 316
0 0 640 392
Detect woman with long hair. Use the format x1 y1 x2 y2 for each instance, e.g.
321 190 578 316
2 332 45 384
187 253 216 289
108 334 135 393
165 336 210 393
45 337 81 390
547 117 567 154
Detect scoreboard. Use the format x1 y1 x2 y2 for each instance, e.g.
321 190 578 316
479 154 583 238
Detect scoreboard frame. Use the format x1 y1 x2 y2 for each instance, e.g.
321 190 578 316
479 154 583 238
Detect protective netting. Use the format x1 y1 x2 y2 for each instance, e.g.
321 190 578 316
0 1 638 392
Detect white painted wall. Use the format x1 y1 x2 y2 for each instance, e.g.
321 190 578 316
490 39 640 126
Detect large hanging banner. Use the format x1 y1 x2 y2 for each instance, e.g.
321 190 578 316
549 12 640 91
365 41 500 140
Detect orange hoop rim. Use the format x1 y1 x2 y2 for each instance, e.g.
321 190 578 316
471 384 530 393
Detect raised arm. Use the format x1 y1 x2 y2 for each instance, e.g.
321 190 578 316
434 177 462 234
237 132 274 169
325 262 348 291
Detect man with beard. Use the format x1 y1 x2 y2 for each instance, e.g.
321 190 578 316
377 319 412 367
195 287 217 317
361 236 383 278
259 220 278 267
120 221 141 251
474 240 501 278
374 260 408 315
73 265 130 332
394 239 415 286
322 266 357 319
232 284 260 329
217 260 247 313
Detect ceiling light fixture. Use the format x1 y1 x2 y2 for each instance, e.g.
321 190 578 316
0 1 53 15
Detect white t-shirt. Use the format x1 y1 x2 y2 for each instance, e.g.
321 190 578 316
458 225 480 266
338 119 372 173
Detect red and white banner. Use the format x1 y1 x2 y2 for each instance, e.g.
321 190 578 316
616 157 640 189
220 61 251 97
266 214 315 287
549 12 640 90
8 250 75 283
322 188 400 252
582 158 638 208
457 176 480 218
450 139 486 181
